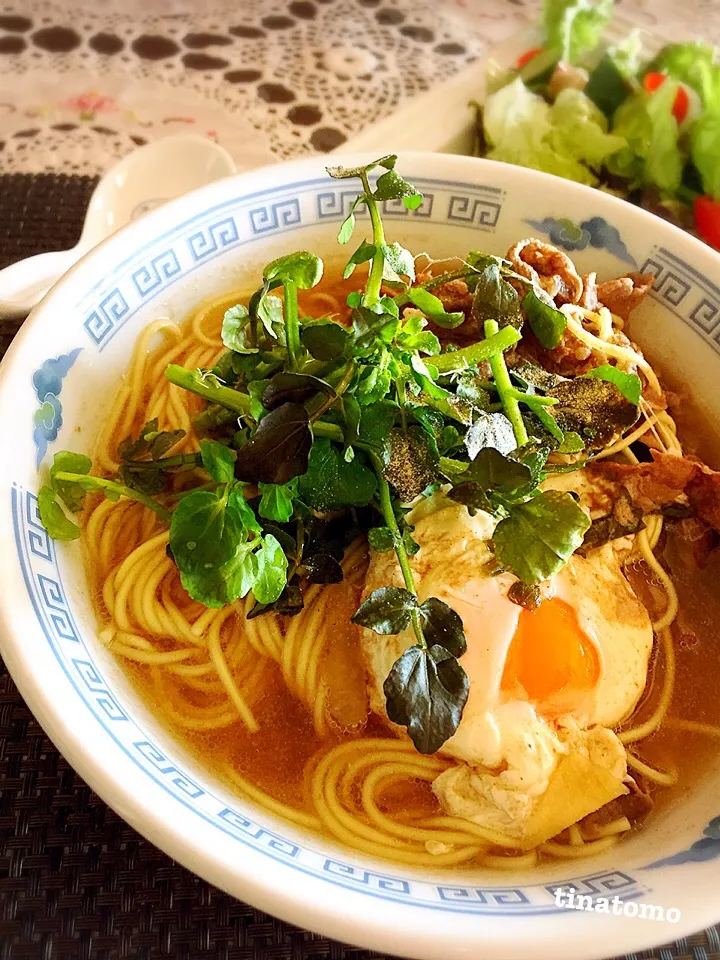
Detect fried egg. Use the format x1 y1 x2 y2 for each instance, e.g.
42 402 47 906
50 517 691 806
360 482 653 841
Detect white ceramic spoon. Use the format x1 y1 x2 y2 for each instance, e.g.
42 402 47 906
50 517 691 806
0 134 237 318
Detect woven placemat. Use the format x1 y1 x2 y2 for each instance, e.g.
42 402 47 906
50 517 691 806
0 172 716 960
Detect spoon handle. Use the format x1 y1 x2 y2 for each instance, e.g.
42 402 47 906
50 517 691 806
0 247 82 319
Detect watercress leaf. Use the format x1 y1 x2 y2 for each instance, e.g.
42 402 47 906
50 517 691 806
118 418 158 460
522 288 567 349
373 169 422 203
465 411 517 459
169 486 259 608
398 328 442 356
557 431 585 454
493 489 591 584
248 379 269 421
403 526 421 556
439 424 463 455
252 533 288 605
471 260 522 328
578 491 645 555
547 377 639 447
303 552 344 584
384 427 440 502
453 371 493 408
418 597 466 658
406 287 464 329
298 438 377 510
326 156 396 179
356 363 393 406
510 360 565 392
585 364 642 405
258 478 298 523
234 403 313 485
383 644 469 754
344 239 376 279
264 251 324 290
50 451 92 512
200 439 236 484
411 406 445 452
346 291 362 308
38 486 80 541
447 481 493 516
351 586 417 634
338 212 356 244
256 293 285 339
149 429 186 460
512 443 551 483
247 577 305 619
402 193 424 211
507 581 543 610
300 321 350 362
368 526 395 552
221 304 258 354
382 242 415 282
262 371 334 410
358 399 398 453
117 463 166 496
463 446 532 493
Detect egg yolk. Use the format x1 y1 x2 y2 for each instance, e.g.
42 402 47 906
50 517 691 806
501 597 600 717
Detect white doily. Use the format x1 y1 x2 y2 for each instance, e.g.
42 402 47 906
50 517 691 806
0 0 486 175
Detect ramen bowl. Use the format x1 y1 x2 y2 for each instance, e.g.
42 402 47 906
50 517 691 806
1 154 719 960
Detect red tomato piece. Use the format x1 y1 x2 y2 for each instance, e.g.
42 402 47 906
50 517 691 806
695 196 720 251
516 47 543 69
643 72 690 124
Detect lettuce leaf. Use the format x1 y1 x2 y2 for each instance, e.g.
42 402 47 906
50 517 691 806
607 81 684 192
483 80 624 185
648 41 720 110
543 0 614 65
692 112 720 200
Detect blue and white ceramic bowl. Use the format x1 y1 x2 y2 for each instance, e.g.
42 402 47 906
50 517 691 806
1 154 719 960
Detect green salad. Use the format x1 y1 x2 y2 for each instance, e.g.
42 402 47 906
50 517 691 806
477 0 720 249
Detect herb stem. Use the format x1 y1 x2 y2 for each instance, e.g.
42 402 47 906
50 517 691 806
361 172 386 308
123 453 201 470
432 326 521 373
369 452 425 648
309 361 355 422
54 472 171 522
165 365 251 415
483 320 528 447
284 278 301 371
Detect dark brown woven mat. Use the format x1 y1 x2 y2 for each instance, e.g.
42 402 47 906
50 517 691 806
0 172 717 960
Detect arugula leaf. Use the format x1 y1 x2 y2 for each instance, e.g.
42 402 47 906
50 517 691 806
264 251 324 290
301 321 350 361
234 403 313 485
221 304 257 354
522 288 567 349
169 485 262 607
50 451 92 511
351 586 417 634
465 411 517 459
384 644 469 754
252 534 289 605
406 287 465 328
547 376 639 446
37 486 80 541
384 428 440 502
543 0 614 65
418 598 466 657
344 240 376 279
471 259 522 328
493 490 590 584
262 372 334 410
298 438 377 510
258 478 298 523
200 439 236 483
585 364 642 405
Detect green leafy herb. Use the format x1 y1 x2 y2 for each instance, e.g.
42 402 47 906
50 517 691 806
547 376 639 446
221 304 257 354
465 411 517 459
383 428 440 502
384 644 469 754
200 439 236 483
262 372 334 410
252 534 289 605
578 491 645 554
351 585 418 634
258 478 298 523
234 403 313 485
471 258 522 329
493 489 590 584
522 288 567 349
407 287 465 329
50 451 92 512
585 364 642 405
301 321 350 361
298 438 377 510
37 485 81 541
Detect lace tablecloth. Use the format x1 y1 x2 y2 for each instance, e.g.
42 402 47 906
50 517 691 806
1 0 720 176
